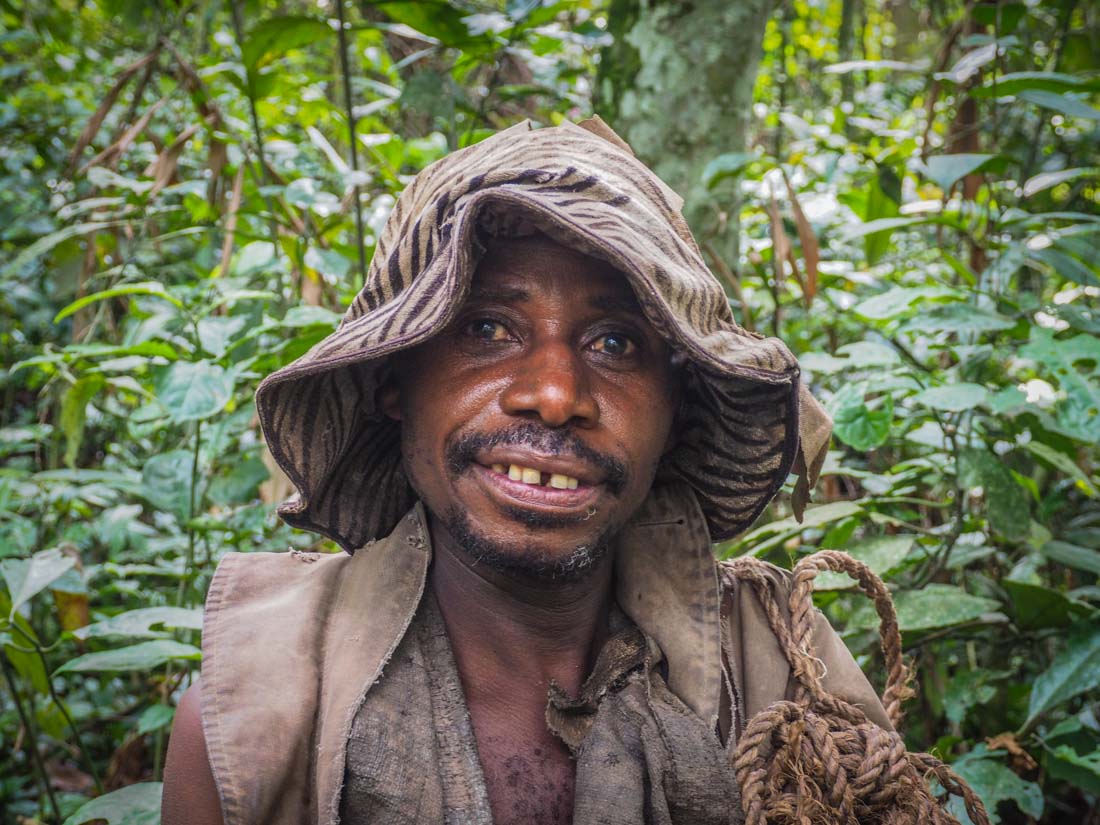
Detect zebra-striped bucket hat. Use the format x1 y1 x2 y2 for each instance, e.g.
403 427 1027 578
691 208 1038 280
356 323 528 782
256 117 831 552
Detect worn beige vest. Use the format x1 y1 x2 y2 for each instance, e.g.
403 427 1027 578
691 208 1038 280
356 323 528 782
200 484 888 825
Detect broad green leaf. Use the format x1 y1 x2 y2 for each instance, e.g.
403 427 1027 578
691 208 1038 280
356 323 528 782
1026 618 1100 726
156 360 234 423
74 606 202 640
924 153 999 191
829 383 893 451
974 71 1100 97
813 534 916 590
86 166 153 194
824 59 928 74
1 548 77 616
303 246 352 282
63 341 179 361
1022 167 1099 198
197 316 247 359
233 241 277 276
1019 90 1100 121
241 15 332 72
373 0 495 50
701 152 756 188
1026 442 1098 497
948 747 1043 825
838 215 925 240
725 501 864 558
1030 247 1100 287
136 704 176 735
54 282 184 324
208 456 269 506
902 304 1016 334
849 584 1000 632
1003 579 1091 630
0 592 49 694
800 342 899 374
141 450 194 522
55 640 201 674
959 448 1031 541
1020 328 1100 443
937 42 999 84
853 285 958 321
62 782 163 825
915 383 989 412
1 220 119 277
1048 745 1100 796
944 668 999 725
1041 541 1100 577
61 374 105 467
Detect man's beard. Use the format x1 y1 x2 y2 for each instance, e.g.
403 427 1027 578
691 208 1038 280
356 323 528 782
406 421 632 582
438 504 615 582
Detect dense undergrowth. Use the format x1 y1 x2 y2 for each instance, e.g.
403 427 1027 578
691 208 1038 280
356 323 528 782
1 1 1098 822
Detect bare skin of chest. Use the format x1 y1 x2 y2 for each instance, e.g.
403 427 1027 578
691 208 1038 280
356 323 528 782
470 706 576 825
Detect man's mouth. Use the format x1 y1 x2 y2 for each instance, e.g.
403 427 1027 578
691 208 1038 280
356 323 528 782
489 463 580 490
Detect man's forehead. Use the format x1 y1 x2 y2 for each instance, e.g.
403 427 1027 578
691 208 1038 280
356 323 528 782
471 233 643 312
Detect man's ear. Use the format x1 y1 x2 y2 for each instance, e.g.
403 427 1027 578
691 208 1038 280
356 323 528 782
376 370 402 422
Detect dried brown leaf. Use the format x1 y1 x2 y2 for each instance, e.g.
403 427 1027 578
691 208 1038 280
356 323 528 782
67 50 160 172
145 123 200 197
79 96 167 175
217 165 246 275
781 171 819 308
767 191 800 294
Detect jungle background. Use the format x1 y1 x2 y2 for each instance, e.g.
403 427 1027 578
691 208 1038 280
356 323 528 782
1 0 1098 822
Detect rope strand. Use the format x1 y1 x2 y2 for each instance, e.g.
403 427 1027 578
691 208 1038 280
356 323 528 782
723 551 991 825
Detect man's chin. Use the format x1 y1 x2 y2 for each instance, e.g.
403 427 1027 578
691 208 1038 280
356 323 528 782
438 505 613 583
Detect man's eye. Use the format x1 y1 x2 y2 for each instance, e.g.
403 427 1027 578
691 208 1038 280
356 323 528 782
466 319 509 342
591 333 636 356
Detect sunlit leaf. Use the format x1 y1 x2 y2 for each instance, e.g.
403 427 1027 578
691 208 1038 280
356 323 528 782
241 16 333 72
1 548 78 617
813 535 916 590
55 640 201 674
74 606 202 640
1019 90 1100 121
848 584 1001 632
1026 618 1100 726
915 383 990 412
62 782 162 825
947 746 1044 825
54 282 184 324
924 153 1001 191
959 448 1031 540
156 360 234 424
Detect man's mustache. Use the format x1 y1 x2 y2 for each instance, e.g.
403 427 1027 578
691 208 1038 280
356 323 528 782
445 422 628 495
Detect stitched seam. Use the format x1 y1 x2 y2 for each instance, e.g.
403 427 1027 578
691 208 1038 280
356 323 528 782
200 554 240 825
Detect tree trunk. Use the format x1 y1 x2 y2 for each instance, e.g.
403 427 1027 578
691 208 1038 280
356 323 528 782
596 0 777 268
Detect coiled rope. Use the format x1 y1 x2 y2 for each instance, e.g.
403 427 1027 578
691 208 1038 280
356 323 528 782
724 550 991 825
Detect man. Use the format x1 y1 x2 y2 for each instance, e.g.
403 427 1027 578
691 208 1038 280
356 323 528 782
162 118 979 825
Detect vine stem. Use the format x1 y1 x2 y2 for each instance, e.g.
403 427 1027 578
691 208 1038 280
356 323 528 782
10 622 104 795
1 655 61 822
333 0 368 289
227 0 283 295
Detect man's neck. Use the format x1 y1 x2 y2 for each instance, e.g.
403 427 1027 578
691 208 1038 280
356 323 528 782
426 513 614 704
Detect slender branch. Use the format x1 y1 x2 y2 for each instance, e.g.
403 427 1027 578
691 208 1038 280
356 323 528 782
333 0 368 289
1 656 61 822
227 0 282 286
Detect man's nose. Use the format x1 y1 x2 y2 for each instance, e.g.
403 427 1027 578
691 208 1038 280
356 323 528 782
499 340 600 428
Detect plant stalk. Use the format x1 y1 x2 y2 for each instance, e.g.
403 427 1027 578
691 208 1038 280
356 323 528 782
333 0 368 289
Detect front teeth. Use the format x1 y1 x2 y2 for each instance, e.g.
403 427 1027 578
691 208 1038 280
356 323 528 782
491 463 579 489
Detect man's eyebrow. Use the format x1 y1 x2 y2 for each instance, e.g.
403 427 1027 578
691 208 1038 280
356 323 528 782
589 293 641 315
467 285 530 303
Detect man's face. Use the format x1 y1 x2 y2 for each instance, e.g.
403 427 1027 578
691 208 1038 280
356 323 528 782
383 233 679 580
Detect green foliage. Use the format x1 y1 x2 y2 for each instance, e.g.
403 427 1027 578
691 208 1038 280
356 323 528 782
1 0 1097 822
